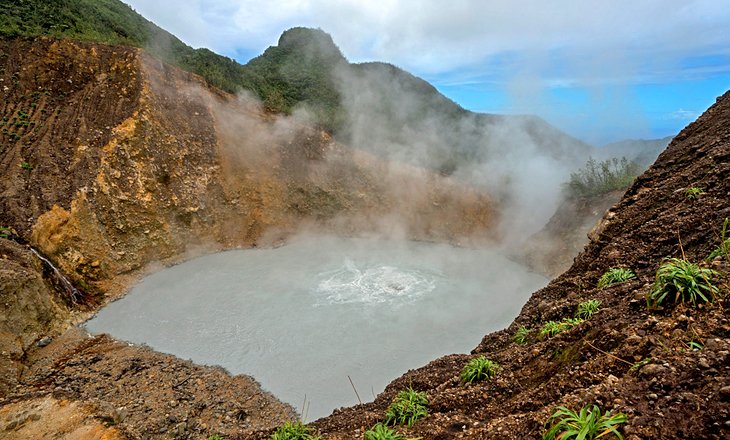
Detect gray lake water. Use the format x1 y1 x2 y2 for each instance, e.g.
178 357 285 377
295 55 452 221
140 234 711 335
85 236 546 420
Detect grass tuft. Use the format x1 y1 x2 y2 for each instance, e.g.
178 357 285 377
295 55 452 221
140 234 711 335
364 423 419 440
647 258 719 307
540 318 584 338
576 299 601 319
460 356 499 384
270 421 321 440
685 186 704 200
708 218 730 262
513 326 531 345
597 268 635 289
385 388 428 427
543 404 627 440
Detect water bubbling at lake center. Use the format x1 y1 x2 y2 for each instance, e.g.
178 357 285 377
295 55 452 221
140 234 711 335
85 236 546 420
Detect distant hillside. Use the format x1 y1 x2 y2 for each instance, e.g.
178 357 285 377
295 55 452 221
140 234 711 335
596 136 673 168
1 1 591 165
1 0 596 239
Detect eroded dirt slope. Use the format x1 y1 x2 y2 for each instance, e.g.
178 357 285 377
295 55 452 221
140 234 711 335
264 92 730 439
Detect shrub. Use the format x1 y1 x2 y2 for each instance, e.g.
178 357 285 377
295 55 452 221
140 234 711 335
0 227 9 239
385 388 428 427
708 218 729 262
270 421 321 440
540 318 583 338
460 356 499 384
647 258 719 307
597 268 635 289
513 326 531 345
543 404 627 440
364 423 418 440
685 186 704 200
576 299 601 319
566 157 640 198
207 436 227 440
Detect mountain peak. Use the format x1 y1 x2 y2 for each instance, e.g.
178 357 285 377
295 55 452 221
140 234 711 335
277 27 345 61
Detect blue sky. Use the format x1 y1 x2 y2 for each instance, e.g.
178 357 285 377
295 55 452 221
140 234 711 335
126 0 730 145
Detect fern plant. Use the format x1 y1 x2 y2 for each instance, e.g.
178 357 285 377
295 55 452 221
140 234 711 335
597 268 635 288
460 356 499 384
685 186 704 200
384 388 428 427
576 299 601 319
270 421 321 440
540 318 584 338
647 258 719 307
543 404 627 440
364 423 419 440
513 326 531 345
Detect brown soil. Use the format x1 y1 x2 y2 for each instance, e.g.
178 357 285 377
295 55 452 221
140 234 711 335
246 92 730 439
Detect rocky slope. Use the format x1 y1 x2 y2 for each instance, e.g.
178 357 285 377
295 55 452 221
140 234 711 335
248 92 729 439
0 37 497 438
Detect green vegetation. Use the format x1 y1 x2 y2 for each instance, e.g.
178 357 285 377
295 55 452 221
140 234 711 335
684 186 704 200
269 421 321 440
0 227 9 239
364 423 419 440
207 436 227 440
543 404 627 440
513 326 531 345
385 388 428 427
647 258 719 307
708 218 730 262
628 357 652 373
687 340 703 351
20 161 32 170
597 268 636 289
540 318 584 338
576 299 601 319
460 356 499 384
566 157 641 198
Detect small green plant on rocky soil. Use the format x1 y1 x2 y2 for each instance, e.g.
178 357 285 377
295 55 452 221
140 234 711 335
20 161 32 170
597 268 635 288
576 299 601 319
685 186 704 200
540 318 584 338
385 387 428 427
0 226 9 239
628 357 652 373
270 421 321 440
543 404 627 440
364 423 419 440
708 218 729 262
207 435 227 440
513 326 531 344
460 356 499 384
647 258 719 307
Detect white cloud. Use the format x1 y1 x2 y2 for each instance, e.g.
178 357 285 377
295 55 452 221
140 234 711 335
126 0 730 81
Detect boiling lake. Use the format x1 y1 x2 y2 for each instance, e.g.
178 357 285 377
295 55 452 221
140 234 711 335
85 236 546 420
